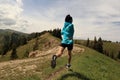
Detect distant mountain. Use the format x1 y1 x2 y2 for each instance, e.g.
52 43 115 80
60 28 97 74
0 29 28 35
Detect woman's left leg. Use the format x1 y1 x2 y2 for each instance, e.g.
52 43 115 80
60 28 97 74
68 50 72 65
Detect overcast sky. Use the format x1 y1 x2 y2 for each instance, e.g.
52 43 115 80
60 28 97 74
0 0 120 42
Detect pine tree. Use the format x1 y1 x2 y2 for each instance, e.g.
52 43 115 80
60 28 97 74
24 50 29 58
93 37 103 53
97 37 103 53
50 28 61 39
117 51 120 59
98 37 103 45
93 36 97 49
10 33 20 49
1 35 10 55
10 48 18 60
20 36 27 45
33 37 39 51
111 52 114 59
86 38 90 47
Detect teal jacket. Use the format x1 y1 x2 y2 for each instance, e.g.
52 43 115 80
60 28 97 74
61 22 74 44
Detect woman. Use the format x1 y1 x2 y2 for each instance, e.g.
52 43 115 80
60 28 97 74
51 14 74 69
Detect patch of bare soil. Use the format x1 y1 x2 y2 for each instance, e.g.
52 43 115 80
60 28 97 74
0 44 85 80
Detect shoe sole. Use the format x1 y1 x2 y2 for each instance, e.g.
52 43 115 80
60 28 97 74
51 55 56 68
51 60 56 68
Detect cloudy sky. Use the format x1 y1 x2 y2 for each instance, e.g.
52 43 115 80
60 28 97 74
0 0 120 42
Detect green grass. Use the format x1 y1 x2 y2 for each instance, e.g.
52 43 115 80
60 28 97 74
75 39 120 60
51 46 120 80
22 75 41 80
0 33 120 80
20 45 119 80
0 45 120 80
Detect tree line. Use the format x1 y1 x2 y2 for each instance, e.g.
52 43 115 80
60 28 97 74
1 28 120 61
86 37 103 53
75 37 120 60
48 28 61 39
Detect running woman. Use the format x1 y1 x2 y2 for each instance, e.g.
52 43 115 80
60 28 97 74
51 14 74 69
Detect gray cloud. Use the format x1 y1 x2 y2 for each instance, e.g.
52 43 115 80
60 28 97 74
111 21 120 26
0 18 16 25
0 0 29 32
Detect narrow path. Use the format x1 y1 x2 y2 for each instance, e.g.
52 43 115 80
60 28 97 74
0 45 85 80
45 67 65 80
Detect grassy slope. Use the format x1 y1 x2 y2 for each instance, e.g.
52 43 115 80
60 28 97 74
20 45 120 80
45 45 120 80
2 44 120 80
0 33 120 80
0 33 60 62
75 39 120 60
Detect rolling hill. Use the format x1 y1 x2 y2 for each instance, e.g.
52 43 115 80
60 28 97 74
75 39 120 61
0 32 60 61
0 33 120 80
0 29 28 55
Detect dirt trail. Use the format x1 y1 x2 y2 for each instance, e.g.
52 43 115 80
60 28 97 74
0 44 85 80
46 66 66 80
45 45 85 80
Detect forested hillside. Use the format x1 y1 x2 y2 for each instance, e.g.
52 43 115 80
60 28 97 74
0 28 61 61
0 29 28 55
75 37 120 61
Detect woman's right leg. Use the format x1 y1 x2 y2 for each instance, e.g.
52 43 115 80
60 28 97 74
51 46 65 68
56 46 65 57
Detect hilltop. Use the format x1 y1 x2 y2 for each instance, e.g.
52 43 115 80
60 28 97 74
0 33 120 80
0 28 61 56
0 29 28 56
0 32 60 61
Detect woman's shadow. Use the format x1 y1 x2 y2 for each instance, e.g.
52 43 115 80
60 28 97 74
58 70 91 80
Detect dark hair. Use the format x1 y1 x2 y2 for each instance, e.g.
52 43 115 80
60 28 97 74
65 14 73 23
